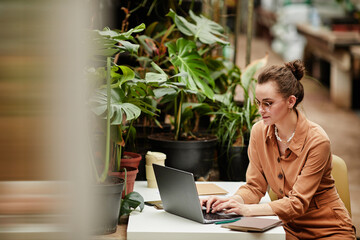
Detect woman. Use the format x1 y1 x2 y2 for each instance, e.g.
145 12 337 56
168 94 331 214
202 60 356 239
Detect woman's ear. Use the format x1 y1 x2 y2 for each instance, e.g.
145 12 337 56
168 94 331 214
288 95 297 109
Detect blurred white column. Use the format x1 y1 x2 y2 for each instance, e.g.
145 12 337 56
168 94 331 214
0 1 94 239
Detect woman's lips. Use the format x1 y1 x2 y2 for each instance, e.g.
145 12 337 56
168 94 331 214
262 116 270 120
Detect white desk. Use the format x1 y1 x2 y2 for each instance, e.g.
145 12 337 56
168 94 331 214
127 181 285 240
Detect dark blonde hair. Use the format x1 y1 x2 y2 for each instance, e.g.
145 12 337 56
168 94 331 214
257 60 305 108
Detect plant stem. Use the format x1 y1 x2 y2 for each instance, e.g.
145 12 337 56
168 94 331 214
116 144 121 172
124 168 128 196
174 91 178 137
117 125 122 172
88 135 100 182
99 57 112 183
124 120 134 151
174 90 184 140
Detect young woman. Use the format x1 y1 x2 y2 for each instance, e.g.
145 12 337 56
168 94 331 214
201 60 356 239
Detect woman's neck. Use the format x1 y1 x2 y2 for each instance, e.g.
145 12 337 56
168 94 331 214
275 109 298 142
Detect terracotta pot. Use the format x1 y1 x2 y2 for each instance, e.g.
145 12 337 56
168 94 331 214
110 149 142 172
120 152 142 169
109 167 138 198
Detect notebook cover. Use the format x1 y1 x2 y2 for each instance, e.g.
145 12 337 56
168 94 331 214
196 183 228 195
221 217 282 232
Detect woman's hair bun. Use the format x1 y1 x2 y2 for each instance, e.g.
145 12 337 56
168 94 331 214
285 60 305 81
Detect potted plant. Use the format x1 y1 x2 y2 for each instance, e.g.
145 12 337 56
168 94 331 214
87 24 157 234
136 9 229 179
209 55 268 181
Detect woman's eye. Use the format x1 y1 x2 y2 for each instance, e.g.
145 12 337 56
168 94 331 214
264 102 272 107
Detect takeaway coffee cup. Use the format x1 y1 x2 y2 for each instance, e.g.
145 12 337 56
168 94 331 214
145 151 166 188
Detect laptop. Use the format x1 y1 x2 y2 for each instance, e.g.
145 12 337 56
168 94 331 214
153 164 241 224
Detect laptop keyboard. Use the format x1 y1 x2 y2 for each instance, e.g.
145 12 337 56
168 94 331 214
202 209 240 221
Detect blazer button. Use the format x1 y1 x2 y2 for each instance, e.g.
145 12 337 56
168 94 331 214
279 189 283 195
277 157 280 163
278 173 283 179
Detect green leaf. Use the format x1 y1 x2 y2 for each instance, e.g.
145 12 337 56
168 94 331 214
151 61 166 75
144 21 159 36
188 10 228 45
89 88 141 125
137 35 155 55
97 27 120 38
181 107 194 123
241 55 268 95
182 102 202 111
93 48 119 57
244 98 251 131
120 191 145 216
117 40 139 54
166 38 214 99
213 92 232 105
99 24 145 40
167 9 229 45
145 62 168 83
153 88 177 98
118 66 135 85
144 72 167 83
182 102 211 116
92 25 142 58
167 9 193 36
117 23 145 39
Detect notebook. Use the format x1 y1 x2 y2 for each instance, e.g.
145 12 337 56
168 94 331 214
196 183 228 195
153 164 241 224
222 217 282 232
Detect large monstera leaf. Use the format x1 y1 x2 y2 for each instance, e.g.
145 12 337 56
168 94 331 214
90 88 141 125
92 24 145 57
167 9 228 45
166 38 214 99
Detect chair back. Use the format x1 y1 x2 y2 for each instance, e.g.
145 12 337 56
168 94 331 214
331 154 351 216
268 154 351 216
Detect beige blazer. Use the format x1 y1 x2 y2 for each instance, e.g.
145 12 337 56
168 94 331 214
236 110 355 239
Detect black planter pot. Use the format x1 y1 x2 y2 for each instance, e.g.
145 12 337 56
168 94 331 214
217 145 249 181
92 177 125 235
148 133 218 179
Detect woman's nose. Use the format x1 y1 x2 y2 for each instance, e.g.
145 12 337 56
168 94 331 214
258 104 265 113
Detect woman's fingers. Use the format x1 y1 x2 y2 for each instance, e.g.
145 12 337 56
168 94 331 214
212 199 240 213
204 196 226 213
224 208 239 214
202 197 249 216
201 196 240 213
206 196 219 212
200 196 214 212
211 199 223 208
199 198 206 207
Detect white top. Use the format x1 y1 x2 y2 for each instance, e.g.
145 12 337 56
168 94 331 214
127 181 285 240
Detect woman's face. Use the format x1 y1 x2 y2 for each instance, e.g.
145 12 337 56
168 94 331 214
255 81 289 126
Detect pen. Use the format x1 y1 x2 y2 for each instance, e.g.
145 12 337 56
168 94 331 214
215 218 241 225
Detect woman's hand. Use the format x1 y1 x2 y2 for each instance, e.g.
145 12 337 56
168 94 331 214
200 195 274 216
200 195 246 214
200 196 231 213
212 198 252 216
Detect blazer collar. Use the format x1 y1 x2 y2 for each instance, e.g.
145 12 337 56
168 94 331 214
265 110 309 157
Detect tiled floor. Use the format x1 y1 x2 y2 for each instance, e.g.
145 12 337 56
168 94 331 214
235 34 360 237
